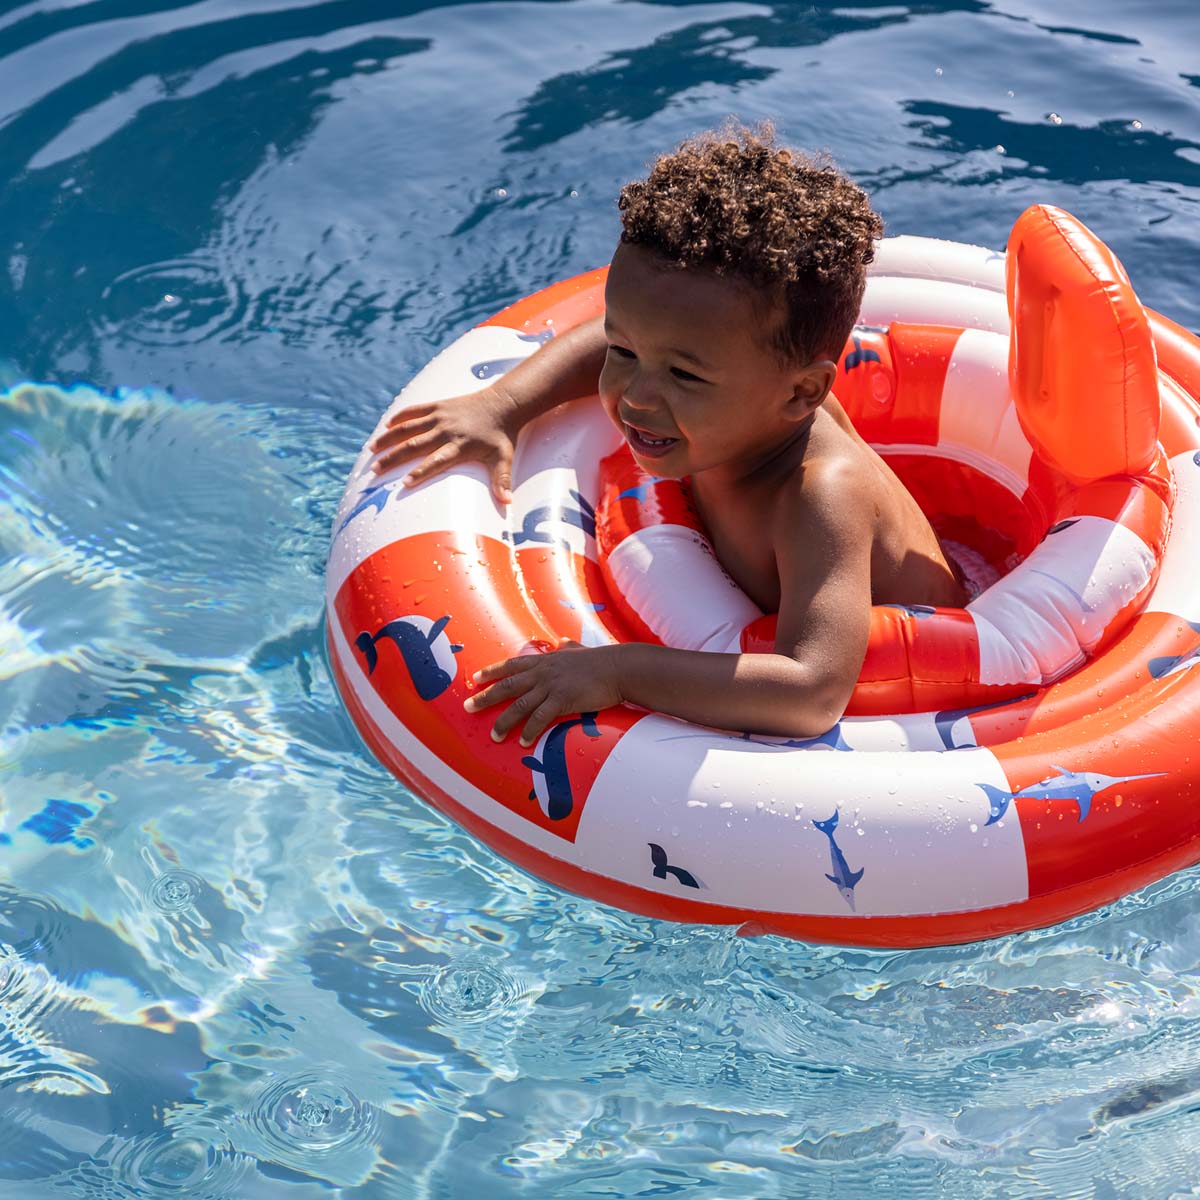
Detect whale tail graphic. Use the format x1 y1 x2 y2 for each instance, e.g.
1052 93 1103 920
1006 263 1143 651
569 489 596 524
354 615 459 699
976 783 1014 825
649 842 700 888
813 812 839 837
844 336 882 371
355 631 379 675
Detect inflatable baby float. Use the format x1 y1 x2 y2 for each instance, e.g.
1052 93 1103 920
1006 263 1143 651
326 205 1200 947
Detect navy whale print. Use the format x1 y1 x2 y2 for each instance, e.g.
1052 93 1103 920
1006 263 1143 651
813 808 864 911
1149 620 1200 679
974 766 1166 826
523 712 601 821
648 843 700 888
337 482 391 535
507 490 596 547
843 334 882 371
471 329 555 381
933 693 1037 750
355 614 463 700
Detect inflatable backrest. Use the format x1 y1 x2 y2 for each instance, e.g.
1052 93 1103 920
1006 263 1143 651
1007 205 1160 485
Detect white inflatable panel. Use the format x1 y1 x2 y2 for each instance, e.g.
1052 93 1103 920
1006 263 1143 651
870 235 1007 292
605 526 762 651
1146 450 1200 623
579 716 1027 916
861 276 1010 333
938 328 1033 489
970 517 1157 685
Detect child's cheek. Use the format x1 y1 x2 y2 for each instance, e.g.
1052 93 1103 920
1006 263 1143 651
598 365 623 425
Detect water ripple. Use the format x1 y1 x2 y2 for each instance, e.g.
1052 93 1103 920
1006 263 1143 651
98 257 248 348
146 869 205 914
420 957 524 1025
245 1070 379 1165
67 1118 250 1199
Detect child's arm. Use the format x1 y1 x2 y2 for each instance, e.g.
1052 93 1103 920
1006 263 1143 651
466 462 873 742
372 315 607 502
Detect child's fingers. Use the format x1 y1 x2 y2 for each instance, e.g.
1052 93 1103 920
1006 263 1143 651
383 401 436 428
464 659 541 712
489 449 514 505
472 656 541 687
488 686 550 742
400 443 464 486
372 430 443 473
372 412 437 453
518 698 565 747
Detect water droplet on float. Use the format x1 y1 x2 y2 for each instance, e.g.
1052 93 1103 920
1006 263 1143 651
1047 112 1062 125
1131 119 1143 130
994 144 1006 154
934 66 943 76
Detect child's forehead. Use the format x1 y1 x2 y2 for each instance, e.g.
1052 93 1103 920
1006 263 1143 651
607 242 776 315
606 241 787 344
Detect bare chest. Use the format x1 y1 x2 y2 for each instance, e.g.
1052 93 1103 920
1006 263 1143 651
691 484 781 612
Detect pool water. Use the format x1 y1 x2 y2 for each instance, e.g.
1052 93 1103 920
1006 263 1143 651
2 1 1199 1196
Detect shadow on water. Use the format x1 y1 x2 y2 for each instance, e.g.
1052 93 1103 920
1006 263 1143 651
901 100 1200 188
503 0 993 153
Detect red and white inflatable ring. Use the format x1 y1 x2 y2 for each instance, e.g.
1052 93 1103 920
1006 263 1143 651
326 206 1200 948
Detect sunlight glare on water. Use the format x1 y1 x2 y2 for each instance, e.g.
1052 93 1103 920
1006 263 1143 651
0 0 1199 1196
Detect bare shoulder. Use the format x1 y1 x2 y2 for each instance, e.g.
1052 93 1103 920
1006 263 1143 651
770 419 879 546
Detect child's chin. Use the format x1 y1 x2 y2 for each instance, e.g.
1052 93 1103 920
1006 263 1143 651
630 446 686 477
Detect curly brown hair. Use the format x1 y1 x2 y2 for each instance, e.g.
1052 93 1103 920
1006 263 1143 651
617 122 883 364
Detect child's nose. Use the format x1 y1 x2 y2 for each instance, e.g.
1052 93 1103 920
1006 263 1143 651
622 371 661 412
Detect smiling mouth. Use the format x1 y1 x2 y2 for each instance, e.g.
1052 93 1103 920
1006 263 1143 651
624 422 680 458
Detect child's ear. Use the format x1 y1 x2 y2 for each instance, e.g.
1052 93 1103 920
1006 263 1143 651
785 359 838 419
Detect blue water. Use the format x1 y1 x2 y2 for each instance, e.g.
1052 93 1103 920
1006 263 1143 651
1 1 1199 1195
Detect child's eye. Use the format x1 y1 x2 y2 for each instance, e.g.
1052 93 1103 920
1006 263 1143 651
670 366 707 384
608 345 636 359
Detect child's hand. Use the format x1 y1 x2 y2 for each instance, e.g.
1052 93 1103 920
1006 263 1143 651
464 642 623 746
370 384 522 503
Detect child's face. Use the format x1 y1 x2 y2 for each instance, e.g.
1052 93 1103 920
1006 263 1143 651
599 241 830 479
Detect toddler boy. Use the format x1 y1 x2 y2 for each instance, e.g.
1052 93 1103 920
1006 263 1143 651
371 124 964 744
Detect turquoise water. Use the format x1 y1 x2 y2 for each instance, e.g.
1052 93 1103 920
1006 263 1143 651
2 1 1200 1195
